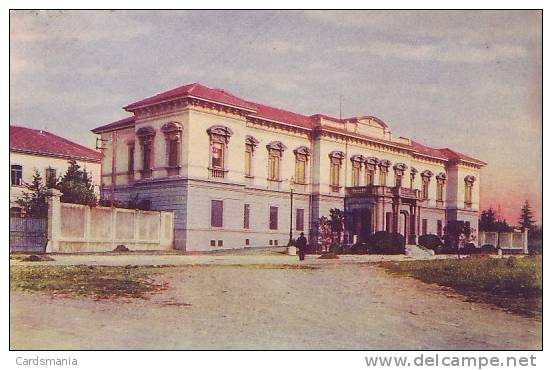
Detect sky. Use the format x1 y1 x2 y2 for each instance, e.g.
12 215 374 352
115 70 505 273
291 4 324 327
9 10 542 224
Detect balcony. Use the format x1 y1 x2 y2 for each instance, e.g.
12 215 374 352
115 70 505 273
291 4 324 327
209 168 227 179
346 185 421 200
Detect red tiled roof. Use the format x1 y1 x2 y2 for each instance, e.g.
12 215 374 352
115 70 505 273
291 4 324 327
411 140 449 160
438 148 487 165
124 83 257 111
10 125 102 162
94 82 485 166
91 116 135 134
246 101 313 129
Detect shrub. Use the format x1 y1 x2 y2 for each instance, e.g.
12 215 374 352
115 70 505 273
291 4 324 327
329 244 343 254
367 231 405 255
351 242 369 255
481 244 498 254
418 234 443 251
113 245 130 252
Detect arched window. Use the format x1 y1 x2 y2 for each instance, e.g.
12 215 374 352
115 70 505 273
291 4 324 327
464 175 476 208
365 157 379 186
294 146 310 184
267 141 287 181
420 170 433 200
350 155 364 187
378 159 391 186
207 125 233 179
393 163 408 188
161 122 182 176
244 135 259 178
136 126 156 179
409 168 418 189
436 172 447 204
329 150 345 192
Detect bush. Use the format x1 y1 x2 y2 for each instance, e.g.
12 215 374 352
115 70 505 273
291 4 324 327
329 244 343 254
367 231 405 255
418 234 443 252
481 244 498 254
113 245 130 252
351 242 369 255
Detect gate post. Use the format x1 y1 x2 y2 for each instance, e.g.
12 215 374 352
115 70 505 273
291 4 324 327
45 189 62 253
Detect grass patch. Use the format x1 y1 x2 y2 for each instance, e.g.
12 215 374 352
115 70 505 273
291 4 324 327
381 256 542 320
10 265 167 300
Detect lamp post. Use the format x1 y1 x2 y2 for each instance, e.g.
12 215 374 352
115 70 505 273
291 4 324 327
287 177 296 255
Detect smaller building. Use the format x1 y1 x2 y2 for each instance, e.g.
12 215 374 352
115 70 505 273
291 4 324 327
10 125 102 216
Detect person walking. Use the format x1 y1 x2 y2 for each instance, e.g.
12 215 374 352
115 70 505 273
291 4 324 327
296 232 308 261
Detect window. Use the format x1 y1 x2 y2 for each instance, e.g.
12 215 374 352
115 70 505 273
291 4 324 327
266 142 286 182
296 208 305 231
245 145 253 177
409 168 418 189
330 159 340 189
211 200 223 227
437 220 443 237
245 238 250 246
269 206 278 230
436 173 446 203
268 150 281 180
464 175 475 207
128 144 135 173
210 240 216 247
436 182 444 201
294 146 311 184
45 167 57 188
207 125 233 179
422 179 429 200
295 158 306 183
328 151 344 192
136 126 155 179
162 122 182 174
168 139 179 168
211 142 224 169
393 163 407 188
142 142 152 174
420 170 433 200
11 165 22 186
394 173 402 188
244 204 250 229
352 163 361 186
365 168 374 186
379 168 387 186
422 219 428 235
244 136 259 178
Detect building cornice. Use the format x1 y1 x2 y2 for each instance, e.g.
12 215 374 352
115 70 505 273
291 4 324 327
10 148 102 163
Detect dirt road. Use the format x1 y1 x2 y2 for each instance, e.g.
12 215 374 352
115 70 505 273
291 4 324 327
10 262 541 350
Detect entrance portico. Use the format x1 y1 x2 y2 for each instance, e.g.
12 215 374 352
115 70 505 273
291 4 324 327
344 186 421 245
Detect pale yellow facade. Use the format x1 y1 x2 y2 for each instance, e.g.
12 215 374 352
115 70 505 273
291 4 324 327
94 84 485 251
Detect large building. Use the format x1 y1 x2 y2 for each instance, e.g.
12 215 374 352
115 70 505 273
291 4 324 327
10 125 102 215
92 83 486 251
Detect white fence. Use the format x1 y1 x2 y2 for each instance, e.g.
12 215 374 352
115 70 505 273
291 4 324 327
45 190 174 253
478 230 528 253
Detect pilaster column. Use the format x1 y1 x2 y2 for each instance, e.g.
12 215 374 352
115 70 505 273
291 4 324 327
375 198 384 231
45 189 62 253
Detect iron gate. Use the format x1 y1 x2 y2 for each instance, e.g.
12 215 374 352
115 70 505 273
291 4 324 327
10 217 48 253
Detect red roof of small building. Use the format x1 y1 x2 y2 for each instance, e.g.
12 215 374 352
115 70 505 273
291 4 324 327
10 125 102 162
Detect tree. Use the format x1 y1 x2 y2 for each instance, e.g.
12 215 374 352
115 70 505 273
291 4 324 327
15 170 49 218
56 159 97 206
329 208 345 244
479 206 513 232
315 216 333 252
519 200 536 232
